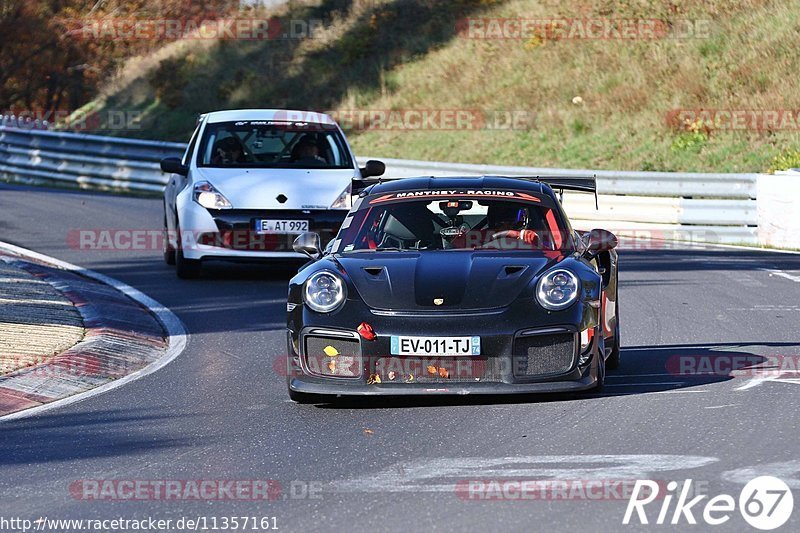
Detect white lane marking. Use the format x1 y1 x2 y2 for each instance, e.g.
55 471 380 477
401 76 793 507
705 404 739 409
608 373 679 378
762 268 800 283
653 389 708 394
688 344 800 391
734 376 800 391
736 375 800 391
329 455 718 493
765 378 800 385
736 378 767 391
723 461 800 488
592 390 708 397
0 241 188 423
604 382 685 387
624 237 800 256
726 305 800 311
0 296 75 306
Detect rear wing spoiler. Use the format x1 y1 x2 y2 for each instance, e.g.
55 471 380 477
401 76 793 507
535 176 596 194
516 176 598 210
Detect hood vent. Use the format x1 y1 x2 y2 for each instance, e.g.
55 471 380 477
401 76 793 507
504 265 526 276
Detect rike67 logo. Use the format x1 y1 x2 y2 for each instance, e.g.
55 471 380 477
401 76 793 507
624 477 793 530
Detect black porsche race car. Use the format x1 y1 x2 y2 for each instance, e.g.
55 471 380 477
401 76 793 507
285 176 620 402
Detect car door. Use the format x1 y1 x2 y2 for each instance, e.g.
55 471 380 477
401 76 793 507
165 122 202 232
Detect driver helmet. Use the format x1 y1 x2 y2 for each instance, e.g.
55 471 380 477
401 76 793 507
486 203 530 231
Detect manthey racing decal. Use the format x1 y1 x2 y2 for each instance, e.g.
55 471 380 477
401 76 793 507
368 190 543 204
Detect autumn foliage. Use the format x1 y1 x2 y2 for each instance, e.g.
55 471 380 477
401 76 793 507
0 0 238 118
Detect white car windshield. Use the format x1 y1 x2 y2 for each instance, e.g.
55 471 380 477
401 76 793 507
198 120 353 169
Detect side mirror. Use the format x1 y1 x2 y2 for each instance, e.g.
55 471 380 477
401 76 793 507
360 160 385 178
160 157 189 176
293 232 322 260
582 228 618 257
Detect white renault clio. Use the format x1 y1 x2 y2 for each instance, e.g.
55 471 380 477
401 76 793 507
161 109 385 278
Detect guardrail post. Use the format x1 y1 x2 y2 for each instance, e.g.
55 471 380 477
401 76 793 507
757 170 800 249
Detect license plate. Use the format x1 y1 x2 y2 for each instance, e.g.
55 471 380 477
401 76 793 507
256 219 309 234
390 336 481 356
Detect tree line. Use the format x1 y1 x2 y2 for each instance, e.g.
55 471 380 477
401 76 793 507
0 0 243 120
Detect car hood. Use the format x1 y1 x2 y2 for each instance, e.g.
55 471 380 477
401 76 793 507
337 251 565 311
194 168 356 210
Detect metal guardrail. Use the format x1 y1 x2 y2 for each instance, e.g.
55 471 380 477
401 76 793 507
0 123 759 243
367 157 757 199
0 122 184 193
360 157 759 244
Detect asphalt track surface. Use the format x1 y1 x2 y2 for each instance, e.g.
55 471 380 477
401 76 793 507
1 183 799 532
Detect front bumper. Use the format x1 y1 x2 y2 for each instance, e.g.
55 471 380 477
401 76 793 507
177 201 347 260
286 299 602 396
288 374 597 396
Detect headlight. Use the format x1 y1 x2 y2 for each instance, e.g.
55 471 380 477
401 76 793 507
536 269 579 311
194 181 232 209
330 183 352 209
304 271 347 313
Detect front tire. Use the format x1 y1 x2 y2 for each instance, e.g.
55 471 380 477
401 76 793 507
593 342 606 391
163 213 176 265
606 289 621 370
606 321 621 370
175 223 202 279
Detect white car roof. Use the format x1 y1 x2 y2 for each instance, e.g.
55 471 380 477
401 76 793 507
203 109 337 126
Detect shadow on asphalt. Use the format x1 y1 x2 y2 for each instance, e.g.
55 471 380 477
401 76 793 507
620 248 800 273
0 409 208 465
307 342 800 409
80 245 800 338
76 257 303 334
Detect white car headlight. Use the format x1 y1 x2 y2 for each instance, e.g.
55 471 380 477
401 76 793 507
194 181 232 209
536 269 580 311
304 271 347 313
330 183 352 209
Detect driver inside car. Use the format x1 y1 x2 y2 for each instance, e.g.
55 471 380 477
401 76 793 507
485 203 540 247
291 137 328 166
210 136 248 165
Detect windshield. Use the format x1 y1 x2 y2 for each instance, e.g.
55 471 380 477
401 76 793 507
333 192 572 253
197 120 353 169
